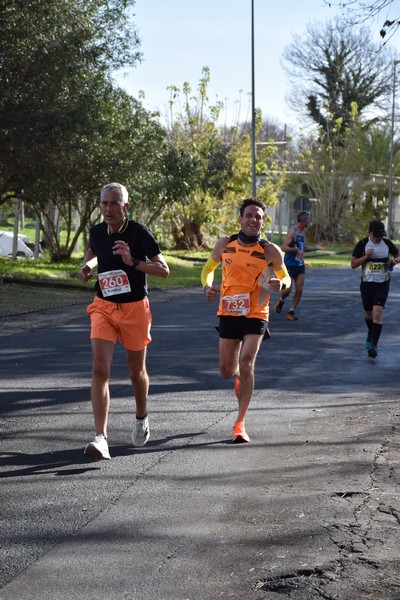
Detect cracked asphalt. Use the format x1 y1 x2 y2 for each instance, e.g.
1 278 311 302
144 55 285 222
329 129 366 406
0 267 399 599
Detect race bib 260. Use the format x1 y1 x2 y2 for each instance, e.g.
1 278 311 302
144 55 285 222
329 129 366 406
98 269 131 297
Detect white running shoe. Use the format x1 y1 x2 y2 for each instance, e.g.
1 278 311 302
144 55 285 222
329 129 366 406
84 434 111 460
131 415 150 447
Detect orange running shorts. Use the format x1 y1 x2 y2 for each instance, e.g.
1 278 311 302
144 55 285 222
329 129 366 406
87 296 152 351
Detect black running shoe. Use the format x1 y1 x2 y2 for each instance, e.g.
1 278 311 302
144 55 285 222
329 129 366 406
274 299 284 314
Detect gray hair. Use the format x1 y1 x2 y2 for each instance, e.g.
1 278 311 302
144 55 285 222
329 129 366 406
100 183 129 204
297 210 310 223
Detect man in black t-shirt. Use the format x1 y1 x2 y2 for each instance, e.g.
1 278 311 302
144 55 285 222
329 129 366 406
78 183 169 460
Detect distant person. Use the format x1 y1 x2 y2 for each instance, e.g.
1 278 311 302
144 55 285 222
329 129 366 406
351 220 400 358
274 210 324 320
77 183 169 460
201 198 290 443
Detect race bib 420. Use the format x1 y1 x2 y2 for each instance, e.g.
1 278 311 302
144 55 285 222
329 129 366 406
98 270 131 297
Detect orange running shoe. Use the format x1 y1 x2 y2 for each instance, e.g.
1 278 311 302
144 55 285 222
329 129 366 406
233 421 250 443
234 377 240 399
286 310 298 321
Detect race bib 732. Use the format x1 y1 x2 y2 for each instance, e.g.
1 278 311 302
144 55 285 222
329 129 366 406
221 293 250 315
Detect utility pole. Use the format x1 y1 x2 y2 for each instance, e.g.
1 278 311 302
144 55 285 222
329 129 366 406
388 60 400 238
251 0 256 198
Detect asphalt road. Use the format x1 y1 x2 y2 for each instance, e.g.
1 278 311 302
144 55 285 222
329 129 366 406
1 267 400 600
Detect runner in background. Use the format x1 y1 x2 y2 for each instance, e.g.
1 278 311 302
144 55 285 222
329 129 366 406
351 220 400 359
274 210 324 321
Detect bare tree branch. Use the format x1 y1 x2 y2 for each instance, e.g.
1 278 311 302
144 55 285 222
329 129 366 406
324 0 400 41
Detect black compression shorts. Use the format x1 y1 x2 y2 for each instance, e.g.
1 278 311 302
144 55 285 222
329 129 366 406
360 280 390 311
286 264 305 278
217 315 271 341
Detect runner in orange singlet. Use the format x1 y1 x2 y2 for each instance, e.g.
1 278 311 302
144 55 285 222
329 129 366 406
201 198 290 443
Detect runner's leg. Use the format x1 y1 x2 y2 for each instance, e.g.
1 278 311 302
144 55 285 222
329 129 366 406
290 272 305 311
91 338 115 437
235 334 263 423
126 347 149 418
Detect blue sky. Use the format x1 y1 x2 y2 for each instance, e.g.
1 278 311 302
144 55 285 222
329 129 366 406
114 0 388 131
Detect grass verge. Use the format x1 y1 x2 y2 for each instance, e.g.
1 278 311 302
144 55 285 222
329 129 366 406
0 248 353 317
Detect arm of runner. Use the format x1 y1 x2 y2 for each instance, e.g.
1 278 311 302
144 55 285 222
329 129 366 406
78 248 97 282
387 241 400 267
392 251 400 266
305 244 325 252
201 237 226 302
264 243 291 292
136 253 170 278
201 256 220 288
351 250 373 269
281 228 297 254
